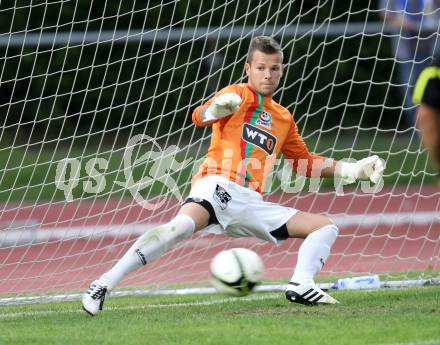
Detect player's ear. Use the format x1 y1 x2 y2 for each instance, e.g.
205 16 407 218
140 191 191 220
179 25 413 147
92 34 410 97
245 62 251 77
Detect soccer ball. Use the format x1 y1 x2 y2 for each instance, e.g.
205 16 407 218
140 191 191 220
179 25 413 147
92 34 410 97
210 248 263 296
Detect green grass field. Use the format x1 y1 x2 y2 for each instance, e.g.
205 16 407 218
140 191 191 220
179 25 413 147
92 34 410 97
1 287 439 345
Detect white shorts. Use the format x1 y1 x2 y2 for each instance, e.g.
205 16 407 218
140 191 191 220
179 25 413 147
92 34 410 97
187 176 298 245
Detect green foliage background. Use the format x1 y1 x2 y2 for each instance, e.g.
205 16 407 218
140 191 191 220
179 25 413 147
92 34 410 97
0 1 407 148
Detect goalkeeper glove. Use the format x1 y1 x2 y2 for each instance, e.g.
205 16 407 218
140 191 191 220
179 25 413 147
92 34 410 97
340 155 384 184
203 93 242 122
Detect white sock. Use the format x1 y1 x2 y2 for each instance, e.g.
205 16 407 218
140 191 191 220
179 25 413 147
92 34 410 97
291 224 339 284
100 214 195 290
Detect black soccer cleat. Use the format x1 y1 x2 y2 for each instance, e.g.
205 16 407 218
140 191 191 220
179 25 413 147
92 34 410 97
285 282 339 305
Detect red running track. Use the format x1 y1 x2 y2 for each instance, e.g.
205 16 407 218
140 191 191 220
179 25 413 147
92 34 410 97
0 187 439 295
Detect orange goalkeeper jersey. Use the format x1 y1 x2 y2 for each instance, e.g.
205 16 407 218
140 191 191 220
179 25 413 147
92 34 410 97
192 83 324 193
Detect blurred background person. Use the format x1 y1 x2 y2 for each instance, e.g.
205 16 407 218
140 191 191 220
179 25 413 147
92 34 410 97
380 0 440 129
413 54 440 185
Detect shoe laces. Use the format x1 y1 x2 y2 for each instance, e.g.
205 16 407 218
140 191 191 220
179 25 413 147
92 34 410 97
88 283 107 300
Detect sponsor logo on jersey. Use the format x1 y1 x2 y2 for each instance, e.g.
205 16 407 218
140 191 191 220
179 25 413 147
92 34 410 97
256 111 272 129
213 184 232 210
242 123 277 155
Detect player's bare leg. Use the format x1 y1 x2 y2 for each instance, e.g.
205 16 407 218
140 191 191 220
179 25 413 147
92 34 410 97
416 105 440 185
82 203 209 316
178 202 211 231
284 211 339 305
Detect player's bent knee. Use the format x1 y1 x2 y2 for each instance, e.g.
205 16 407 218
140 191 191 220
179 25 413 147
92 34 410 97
323 215 335 226
286 212 336 238
180 198 218 231
324 222 339 237
326 218 339 235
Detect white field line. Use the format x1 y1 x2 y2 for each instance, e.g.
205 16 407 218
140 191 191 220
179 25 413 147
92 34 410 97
0 293 280 319
1 280 435 306
0 285 289 306
0 223 152 247
333 211 440 227
1 211 439 247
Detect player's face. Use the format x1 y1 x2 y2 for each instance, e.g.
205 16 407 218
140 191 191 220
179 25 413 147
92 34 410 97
245 50 283 97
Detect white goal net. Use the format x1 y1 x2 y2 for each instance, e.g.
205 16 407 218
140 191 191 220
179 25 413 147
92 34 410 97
0 1 439 303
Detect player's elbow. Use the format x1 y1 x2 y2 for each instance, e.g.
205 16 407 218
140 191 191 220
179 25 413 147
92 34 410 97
192 106 211 127
191 107 204 127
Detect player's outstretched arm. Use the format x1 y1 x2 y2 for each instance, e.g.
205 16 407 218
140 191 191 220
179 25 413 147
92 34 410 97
281 120 384 184
288 154 385 187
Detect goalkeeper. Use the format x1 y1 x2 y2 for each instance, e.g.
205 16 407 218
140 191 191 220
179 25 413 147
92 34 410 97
413 54 440 186
82 36 384 315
